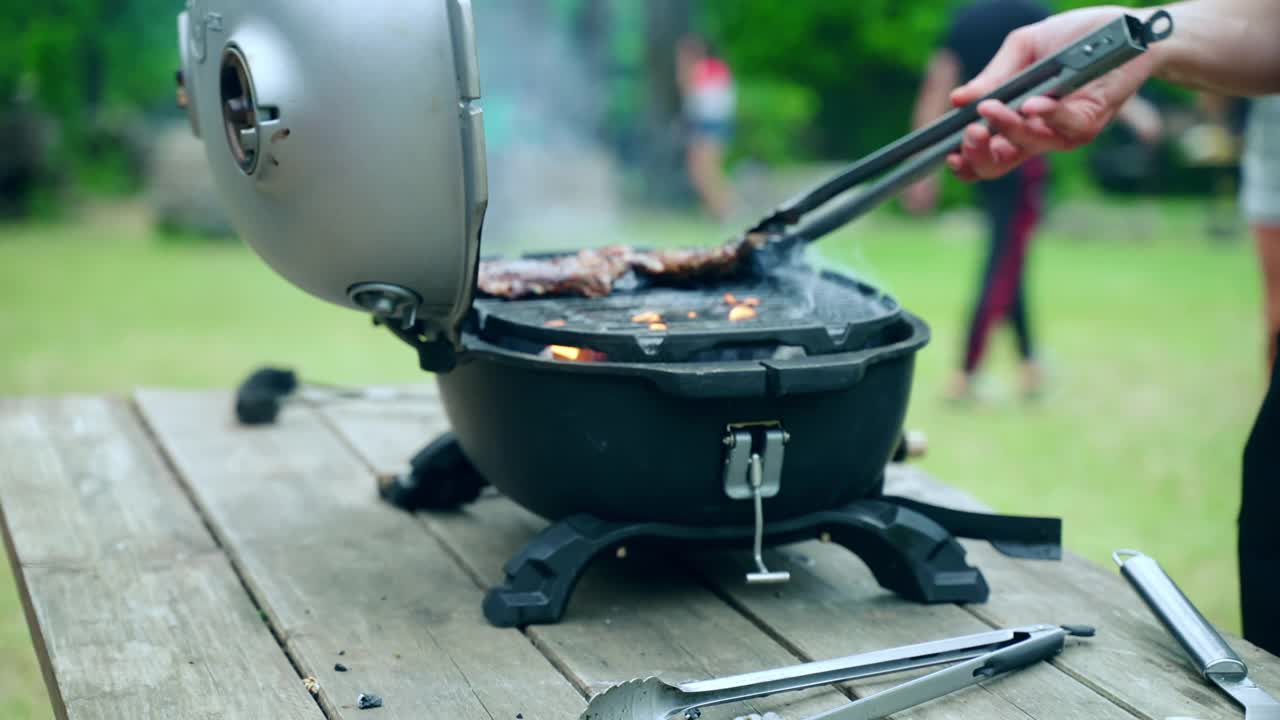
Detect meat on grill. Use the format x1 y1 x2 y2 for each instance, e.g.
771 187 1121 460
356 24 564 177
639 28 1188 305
475 246 632 299
477 234 770 300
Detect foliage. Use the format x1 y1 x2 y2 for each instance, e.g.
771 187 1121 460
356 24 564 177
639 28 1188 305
699 0 1167 167
700 0 945 160
728 78 820 165
2 0 178 185
2 0 1190 209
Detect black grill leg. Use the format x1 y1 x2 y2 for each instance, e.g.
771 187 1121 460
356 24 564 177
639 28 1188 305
482 502 989 627
483 515 636 627
380 432 487 511
823 500 989 604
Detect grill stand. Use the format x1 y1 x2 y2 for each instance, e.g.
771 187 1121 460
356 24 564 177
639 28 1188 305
383 433 1061 628
479 500 989 628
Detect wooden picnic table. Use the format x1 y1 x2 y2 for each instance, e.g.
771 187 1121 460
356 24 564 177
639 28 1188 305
1 387 1275 719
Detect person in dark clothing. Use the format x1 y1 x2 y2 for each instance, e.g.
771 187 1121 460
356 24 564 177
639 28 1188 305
942 0 1280 657
906 0 1160 401
906 0 1053 402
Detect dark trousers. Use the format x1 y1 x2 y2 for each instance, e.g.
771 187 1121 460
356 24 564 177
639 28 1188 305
1242 335 1280 655
963 157 1047 374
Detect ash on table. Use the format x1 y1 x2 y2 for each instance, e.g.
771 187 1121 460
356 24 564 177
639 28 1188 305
357 693 383 710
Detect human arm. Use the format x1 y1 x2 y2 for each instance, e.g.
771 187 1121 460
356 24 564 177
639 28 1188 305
946 0 1280 180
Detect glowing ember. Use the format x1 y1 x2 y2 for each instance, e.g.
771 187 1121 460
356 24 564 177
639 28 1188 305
631 311 662 324
687 311 698 319
744 296 761 307
723 293 738 305
728 305 758 322
544 345 608 362
544 319 568 327
648 322 668 331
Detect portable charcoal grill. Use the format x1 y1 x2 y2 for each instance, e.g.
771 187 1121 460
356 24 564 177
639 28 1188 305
381 260 1065 627
471 266 901 362
178 2 1168 628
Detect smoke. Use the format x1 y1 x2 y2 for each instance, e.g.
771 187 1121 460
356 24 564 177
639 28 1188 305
472 2 623 254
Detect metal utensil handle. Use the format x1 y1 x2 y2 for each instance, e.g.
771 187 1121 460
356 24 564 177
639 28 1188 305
675 626 1033 708
807 627 1067 720
1114 550 1247 678
755 10 1172 244
747 60 1060 234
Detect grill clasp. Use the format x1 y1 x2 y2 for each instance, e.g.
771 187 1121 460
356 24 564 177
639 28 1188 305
723 423 790 584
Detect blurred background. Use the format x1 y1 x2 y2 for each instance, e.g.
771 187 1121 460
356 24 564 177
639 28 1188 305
0 2 1264 717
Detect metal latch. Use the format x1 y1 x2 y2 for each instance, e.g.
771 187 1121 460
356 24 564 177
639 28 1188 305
723 423 789 584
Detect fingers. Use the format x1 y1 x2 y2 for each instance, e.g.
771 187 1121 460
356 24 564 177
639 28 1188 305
954 120 1030 180
1040 95 1109 148
948 87 1114 181
951 26 1038 107
980 100 1060 149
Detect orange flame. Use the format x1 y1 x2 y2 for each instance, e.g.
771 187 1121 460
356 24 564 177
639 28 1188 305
687 311 698 319
728 305 758 322
723 293 738 305
631 311 662 324
649 322 668 331
546 345 608 362
743 296 761 307
544 319 568 327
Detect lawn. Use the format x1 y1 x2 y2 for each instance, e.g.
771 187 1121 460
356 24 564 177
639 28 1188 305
0 198 1262 719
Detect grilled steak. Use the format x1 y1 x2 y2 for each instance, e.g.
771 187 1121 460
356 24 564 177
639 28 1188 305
477 234 769 299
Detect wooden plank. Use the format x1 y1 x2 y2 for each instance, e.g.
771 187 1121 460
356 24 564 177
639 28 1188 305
134 389 583 720
322 389 1280 719
0 396 320 720
884 464 1280 720
323 392 1129 719
316 393 854 720
692 543 1128 720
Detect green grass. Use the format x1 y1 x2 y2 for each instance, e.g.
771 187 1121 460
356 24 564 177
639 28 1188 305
0 199 1262 718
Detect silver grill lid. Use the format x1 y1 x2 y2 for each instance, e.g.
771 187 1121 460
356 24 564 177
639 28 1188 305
179 0 488 343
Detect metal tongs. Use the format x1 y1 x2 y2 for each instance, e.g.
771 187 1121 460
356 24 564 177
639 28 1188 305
579 623 1094 720
745 11 1173 264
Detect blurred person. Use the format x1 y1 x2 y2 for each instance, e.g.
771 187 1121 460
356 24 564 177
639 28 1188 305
904 0 1163 402
906 0 1051 402
676 34 736 221
1189 92 1251 237
939 0 1280 655
1243 97 1280 369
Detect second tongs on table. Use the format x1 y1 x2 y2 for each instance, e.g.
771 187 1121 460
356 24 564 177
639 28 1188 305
579 623 1095 720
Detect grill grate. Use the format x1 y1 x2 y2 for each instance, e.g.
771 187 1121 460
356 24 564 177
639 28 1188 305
469 267 901 363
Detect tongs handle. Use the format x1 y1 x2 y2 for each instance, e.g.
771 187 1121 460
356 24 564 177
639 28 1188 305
749 11 1173 245
806 625 1085 720
1114 549 1247 679
674 625 1031 707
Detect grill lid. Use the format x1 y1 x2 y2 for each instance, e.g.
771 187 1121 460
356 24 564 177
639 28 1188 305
180 0 487 345
469 265 902 363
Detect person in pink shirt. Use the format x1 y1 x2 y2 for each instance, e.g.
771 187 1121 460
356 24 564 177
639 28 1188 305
677 34 736 220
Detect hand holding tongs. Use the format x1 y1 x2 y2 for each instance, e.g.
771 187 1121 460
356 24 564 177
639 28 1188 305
578 623 1094 720
746 11 1173 256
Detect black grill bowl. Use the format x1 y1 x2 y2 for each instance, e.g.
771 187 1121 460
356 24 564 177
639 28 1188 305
434 312 929 526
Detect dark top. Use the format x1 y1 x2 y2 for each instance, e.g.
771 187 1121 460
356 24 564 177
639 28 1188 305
944 0 1052 83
